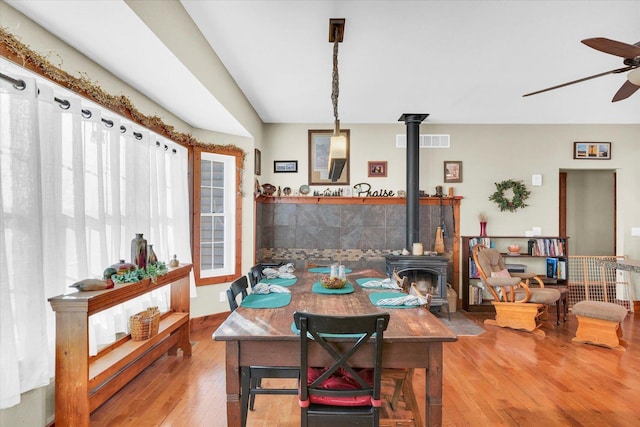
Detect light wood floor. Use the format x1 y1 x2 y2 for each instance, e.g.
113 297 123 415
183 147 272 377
90 310 640 426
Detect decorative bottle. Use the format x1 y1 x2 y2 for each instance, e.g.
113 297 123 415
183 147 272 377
131 233 147 270
148 244 158 265
169 254 180 268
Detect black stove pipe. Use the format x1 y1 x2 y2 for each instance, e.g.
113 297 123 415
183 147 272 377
398 113 429 249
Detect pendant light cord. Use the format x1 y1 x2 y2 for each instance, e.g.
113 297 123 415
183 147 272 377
331 26 340 130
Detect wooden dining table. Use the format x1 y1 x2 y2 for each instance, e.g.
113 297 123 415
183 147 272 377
213 268 458 426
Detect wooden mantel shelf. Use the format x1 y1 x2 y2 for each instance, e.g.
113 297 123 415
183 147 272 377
257 195 463 205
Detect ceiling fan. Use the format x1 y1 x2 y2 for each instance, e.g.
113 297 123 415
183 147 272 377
523 37 640 102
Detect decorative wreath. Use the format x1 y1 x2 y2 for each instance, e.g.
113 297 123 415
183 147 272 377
488 179 531 212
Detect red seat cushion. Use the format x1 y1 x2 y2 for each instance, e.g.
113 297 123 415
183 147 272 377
303 367 374 406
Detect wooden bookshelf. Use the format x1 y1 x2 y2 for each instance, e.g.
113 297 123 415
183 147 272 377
461 236 568 312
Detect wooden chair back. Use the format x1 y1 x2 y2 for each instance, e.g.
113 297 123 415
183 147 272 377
392 270 409 293
226 275 249 312
247 264 263 288
293 311 390 426
472 244 507 282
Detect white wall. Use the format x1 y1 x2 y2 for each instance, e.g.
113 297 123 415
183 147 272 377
263 123 639 255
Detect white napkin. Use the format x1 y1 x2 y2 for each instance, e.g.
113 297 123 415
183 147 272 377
375 295 428 307
361 278 402 289
262 263 296 279
279 263 295 274
252 282 291 294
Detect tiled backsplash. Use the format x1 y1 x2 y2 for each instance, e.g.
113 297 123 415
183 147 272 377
255 198 456 272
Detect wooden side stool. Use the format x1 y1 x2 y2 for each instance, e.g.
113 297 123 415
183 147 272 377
572 300 628 351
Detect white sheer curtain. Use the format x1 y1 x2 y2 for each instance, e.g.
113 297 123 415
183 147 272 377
0 63 193 409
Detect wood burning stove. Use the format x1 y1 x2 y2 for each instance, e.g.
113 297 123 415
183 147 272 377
385 254 450 319
386 114 450 319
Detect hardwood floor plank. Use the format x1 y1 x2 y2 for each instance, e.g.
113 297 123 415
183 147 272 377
89 311 639 426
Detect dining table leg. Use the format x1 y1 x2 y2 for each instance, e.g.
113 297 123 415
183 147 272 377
425 342 444 427
225 341 241 426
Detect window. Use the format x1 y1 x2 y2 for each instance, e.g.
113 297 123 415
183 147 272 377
193 148 242 285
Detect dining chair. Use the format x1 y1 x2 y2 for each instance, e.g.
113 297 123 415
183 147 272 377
226 275 249 311
294 311 390 427
225 275 299 427
247 263 264 288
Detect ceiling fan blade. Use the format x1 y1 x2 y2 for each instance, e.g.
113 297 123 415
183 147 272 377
612 80 639 102
522 66 633 97
581 38 640 59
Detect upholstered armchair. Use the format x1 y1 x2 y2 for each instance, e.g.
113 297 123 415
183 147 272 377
472 244 560 336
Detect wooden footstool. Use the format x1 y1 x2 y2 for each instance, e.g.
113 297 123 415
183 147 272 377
572 300 628 350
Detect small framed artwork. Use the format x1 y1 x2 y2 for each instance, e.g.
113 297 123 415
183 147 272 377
573 142 611 160
274 160 298 173
368 161 387 177
444 161 462 183
254 149 261 175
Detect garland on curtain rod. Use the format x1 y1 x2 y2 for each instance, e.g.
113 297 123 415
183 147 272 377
0 27 245 163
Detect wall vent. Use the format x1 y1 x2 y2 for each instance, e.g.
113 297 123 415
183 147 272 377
395 134 451 148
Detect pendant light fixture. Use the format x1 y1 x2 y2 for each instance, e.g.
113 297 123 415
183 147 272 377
328 18 347 182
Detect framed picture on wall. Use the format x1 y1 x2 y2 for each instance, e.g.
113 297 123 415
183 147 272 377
573 142 611 159
368 161 387 177
254 148 261 175
274 160 298 173
308 129 350 185
444 161 462 183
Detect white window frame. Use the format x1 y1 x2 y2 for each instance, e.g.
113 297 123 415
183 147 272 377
198 151 236 279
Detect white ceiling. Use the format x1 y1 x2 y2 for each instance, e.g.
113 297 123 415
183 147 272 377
6 1 640 136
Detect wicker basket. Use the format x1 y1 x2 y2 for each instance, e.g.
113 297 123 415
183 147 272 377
129 307 160 341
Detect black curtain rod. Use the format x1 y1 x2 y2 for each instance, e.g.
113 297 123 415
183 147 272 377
1 70 176 151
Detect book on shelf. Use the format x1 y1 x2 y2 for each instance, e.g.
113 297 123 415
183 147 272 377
469 283 484 304
468 237 491 250
527 238 566 256
545 257 567 280
557 259 566 280
546 258 558 278
469 259 479 279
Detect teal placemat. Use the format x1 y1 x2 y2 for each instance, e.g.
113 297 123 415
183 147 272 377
260 277 298 287
312 282 355 294
308 267 353 274
355 277 386 287
241 293 291 309
368 291 418 308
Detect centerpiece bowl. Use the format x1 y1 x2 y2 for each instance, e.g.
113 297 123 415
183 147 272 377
320 275 347 289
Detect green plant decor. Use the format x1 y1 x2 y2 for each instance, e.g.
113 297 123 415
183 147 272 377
489 179 531 212
111 261 169 284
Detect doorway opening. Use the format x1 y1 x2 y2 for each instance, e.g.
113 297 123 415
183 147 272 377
559 169 616 256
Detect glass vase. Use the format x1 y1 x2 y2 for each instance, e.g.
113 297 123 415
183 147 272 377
148 244 158 265
479 221 487 237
